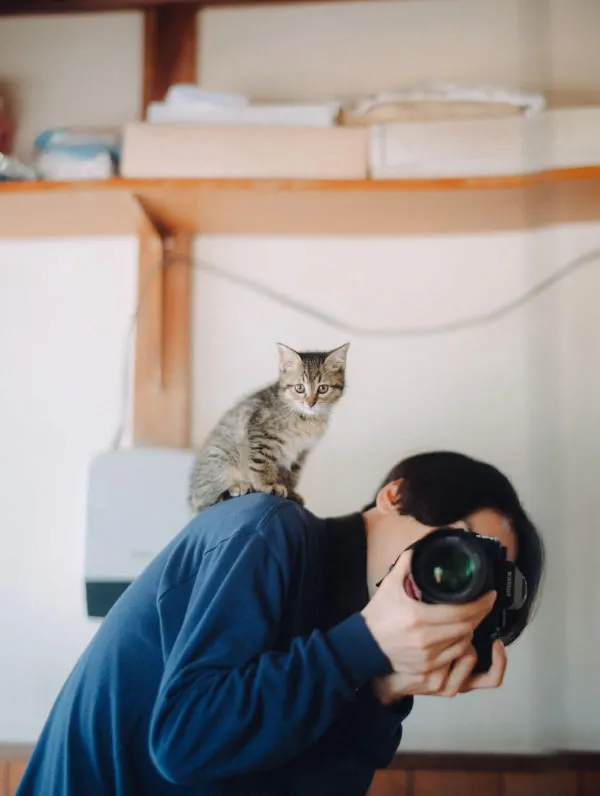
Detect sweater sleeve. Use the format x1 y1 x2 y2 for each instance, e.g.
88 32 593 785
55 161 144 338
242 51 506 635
347 688 413 769
149 503 392 786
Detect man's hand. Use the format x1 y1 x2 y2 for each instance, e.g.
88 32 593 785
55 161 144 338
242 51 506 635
361 549 496 676
371 639 507 704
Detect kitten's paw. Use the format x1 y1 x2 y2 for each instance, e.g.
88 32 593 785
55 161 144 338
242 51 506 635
289 491 305 506
228 482 253 498
267 484 288 498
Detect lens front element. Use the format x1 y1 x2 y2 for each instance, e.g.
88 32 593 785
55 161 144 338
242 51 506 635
411 528 489 604
428 544 476 593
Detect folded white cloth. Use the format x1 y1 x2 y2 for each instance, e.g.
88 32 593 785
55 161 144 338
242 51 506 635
163 84 249 108
148 84 340 127
35 150 115 181
146 101 340 127
341 83 546 125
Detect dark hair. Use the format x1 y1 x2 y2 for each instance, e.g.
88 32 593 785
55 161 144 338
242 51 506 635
368 451 545 646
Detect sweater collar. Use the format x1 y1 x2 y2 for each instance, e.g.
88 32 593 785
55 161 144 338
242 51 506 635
321 512 369 628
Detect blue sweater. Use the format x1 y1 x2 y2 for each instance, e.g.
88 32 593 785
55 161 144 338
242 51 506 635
17 494 413 796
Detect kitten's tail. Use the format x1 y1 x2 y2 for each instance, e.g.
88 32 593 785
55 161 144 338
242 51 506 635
188 459 236 514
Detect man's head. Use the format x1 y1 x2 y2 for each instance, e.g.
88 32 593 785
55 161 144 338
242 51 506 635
363 451 544 646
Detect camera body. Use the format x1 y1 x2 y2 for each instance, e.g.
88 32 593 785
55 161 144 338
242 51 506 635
409 527 527 674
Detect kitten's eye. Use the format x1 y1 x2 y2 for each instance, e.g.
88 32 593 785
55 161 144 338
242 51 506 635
317 385 329 394
295 384 305 393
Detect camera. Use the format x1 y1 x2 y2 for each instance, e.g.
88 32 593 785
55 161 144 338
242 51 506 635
409 527 528 674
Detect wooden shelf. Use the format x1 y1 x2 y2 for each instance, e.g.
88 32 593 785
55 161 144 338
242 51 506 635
1 168 600 239
1 0 368 15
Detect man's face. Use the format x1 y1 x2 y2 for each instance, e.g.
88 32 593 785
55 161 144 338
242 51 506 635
391 508 518 605
400 508 518 563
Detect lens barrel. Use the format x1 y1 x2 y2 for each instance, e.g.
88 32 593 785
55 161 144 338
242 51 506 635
410 527 494 604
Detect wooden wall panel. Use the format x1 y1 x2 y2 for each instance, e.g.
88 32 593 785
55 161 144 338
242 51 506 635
368 770 409 796
581 771 600 796
7 760 27 796
2 747 600 794
412 771 501 796
503 771 578 796
0 762 8 796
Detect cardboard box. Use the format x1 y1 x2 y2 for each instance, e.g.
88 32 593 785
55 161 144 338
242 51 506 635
121 123 368 179
368 107 600 179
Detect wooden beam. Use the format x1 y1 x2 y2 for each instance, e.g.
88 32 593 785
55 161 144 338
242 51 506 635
133 212 192 447
0 0 365 16
130 0 196 448
142 2 198 115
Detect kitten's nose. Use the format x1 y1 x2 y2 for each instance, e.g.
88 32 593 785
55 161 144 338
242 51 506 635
306 395 317 407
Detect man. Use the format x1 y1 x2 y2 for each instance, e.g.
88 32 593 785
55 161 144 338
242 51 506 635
17 451 543 796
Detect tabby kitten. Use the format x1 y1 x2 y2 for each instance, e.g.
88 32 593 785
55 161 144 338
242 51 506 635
189 342 349 513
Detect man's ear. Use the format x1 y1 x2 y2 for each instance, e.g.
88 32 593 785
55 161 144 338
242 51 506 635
375 479 402 514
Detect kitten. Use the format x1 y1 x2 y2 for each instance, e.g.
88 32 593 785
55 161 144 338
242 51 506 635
189 342 349 513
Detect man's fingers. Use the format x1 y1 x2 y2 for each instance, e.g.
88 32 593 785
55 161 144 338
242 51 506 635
423 665 450 694
460 640 507 692
428 635 474 669
418 647 477 698
420 621 477 650
438 647 478 696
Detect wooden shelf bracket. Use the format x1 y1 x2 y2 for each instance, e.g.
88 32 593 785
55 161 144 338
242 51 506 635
132 206 192 448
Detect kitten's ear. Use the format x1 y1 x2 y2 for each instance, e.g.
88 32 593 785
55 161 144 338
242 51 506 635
276 343 302 373
324 342 350 371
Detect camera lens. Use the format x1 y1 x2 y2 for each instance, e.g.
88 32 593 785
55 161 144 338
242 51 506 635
426 545 476 593
411 528 489 604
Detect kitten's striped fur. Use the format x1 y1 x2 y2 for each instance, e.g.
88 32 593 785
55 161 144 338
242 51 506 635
189 343 349 513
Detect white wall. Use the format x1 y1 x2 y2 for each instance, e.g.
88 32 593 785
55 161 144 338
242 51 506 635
1 0 599 753
0 12 142 161
200 0 600 106
0 11 143 741
0 238 138 739
190 226 600 753
557 224 600 750
193 232 539 752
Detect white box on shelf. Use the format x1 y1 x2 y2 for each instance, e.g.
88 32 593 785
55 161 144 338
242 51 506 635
368 107 600 179
121 123 368 179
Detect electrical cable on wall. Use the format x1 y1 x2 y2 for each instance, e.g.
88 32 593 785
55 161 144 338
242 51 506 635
112 247 600 449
